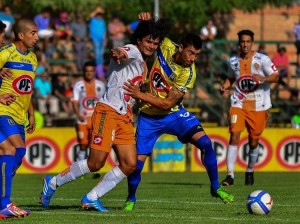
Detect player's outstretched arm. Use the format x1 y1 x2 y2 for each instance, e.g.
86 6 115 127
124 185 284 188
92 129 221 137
26 101 35 134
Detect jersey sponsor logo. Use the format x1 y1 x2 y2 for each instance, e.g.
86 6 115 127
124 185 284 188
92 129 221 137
23 137 60 172
237 136 272 169
276 136 300 169
150 68 170 92
82 97 98 110
12 75 34 94
123 75 142 103
236 75 259 94
93 135 102 145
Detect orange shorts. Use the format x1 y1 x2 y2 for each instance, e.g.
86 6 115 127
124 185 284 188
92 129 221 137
229 107 268 139
90 103 135 152
76 117 92 145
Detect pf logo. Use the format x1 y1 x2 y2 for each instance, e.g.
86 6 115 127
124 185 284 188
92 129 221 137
276 136 300 170
193 135 228 168
64 138 84 166
82 97 98 110
12 75 33 94
24 137 60 172
237 137 272 169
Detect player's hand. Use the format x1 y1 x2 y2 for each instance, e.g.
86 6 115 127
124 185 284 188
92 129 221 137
138 12 152 21
77 114 85 122
111 48 125 64
252 74 265 83
219 85 229 96
26 113 36 134
0 69 13 79
123 80 141 99
0 93 16 105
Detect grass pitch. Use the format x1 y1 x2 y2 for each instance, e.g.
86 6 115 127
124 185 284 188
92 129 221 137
6 172 300 224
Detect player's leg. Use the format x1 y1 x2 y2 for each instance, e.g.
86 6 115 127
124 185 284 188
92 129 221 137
0 139 30 219
221 107 245 186
169 108 234 203
83 144 136 212
125 113 161 210
75 123 89 161
245 110 268 185
221 132 241 186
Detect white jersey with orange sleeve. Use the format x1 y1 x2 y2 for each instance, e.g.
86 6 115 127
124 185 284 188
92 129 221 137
100 44 146 116
72 79 106 123
228 52 278 111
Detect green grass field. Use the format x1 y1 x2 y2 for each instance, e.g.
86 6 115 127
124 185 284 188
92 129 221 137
6 172 300 224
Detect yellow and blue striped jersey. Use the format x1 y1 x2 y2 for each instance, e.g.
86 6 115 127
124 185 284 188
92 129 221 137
0 43 38 125
141 38 196 115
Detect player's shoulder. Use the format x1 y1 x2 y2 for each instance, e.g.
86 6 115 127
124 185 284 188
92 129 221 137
95 79 106 86
73 80 85 89
253 51 271 61
0 43 15 54
229 54 239 64
161 37 176 48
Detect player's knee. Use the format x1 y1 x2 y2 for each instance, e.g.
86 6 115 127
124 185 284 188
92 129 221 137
196 135 213 151
87 160 105 172
120 161 137 176
2 144 16 155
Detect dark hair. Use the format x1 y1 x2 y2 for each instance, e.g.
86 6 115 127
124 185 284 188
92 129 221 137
237 29 254 42
180 33 202 50
0 20 6 33
83 61 96 70
13 18 36 40
131 18 168 45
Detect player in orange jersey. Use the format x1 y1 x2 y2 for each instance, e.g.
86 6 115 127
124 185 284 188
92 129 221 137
220 30 279 187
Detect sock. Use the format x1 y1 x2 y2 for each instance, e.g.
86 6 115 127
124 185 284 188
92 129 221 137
0 155 14 209
55 159 90 188
246 145 260 172
77 150 87 161
195 135 220 191
12 147 26 176
86 166 126 201
127 160 144 202
226 145 238 178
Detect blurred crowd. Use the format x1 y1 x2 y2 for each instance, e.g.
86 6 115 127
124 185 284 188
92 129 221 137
0 5 299 127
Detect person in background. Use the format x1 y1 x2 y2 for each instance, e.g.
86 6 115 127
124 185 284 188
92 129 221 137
70 14 88 71
72 61 106 161
0 5 15 39
272 46 290 90
88 6 106 80
220 29 278 187
293 17 300 68
108 14 126 48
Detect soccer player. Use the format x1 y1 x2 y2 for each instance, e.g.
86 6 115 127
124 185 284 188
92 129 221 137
0 18 39 219
122 12 234 211
220 30 278 186
72 61 106 161
40 19 167 212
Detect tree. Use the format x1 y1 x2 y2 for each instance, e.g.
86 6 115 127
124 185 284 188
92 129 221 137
0 0 297 37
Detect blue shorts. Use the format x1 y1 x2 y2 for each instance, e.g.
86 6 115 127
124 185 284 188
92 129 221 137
136 107 203 155
0 116 25 143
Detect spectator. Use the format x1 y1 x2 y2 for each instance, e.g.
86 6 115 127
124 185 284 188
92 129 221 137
34 7 54 51
200 20 217 50
34 67 59 116
70 14 87 71
108 14 126 48
272 46 290 89
0 5 15 39
257 44 268 56
88 6 106 80
52 74 73 115
54 11 73 42
293 17 300 68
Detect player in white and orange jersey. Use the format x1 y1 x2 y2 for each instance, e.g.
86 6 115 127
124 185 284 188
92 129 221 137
220 29 279 187
72 61 106 161
40 18 168 212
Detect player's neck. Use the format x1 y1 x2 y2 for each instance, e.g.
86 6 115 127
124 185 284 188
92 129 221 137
14 41 29 54
240 51 253 59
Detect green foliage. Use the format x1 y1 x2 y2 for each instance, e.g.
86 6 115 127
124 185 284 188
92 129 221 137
9 172 300 224
0 0 297 35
